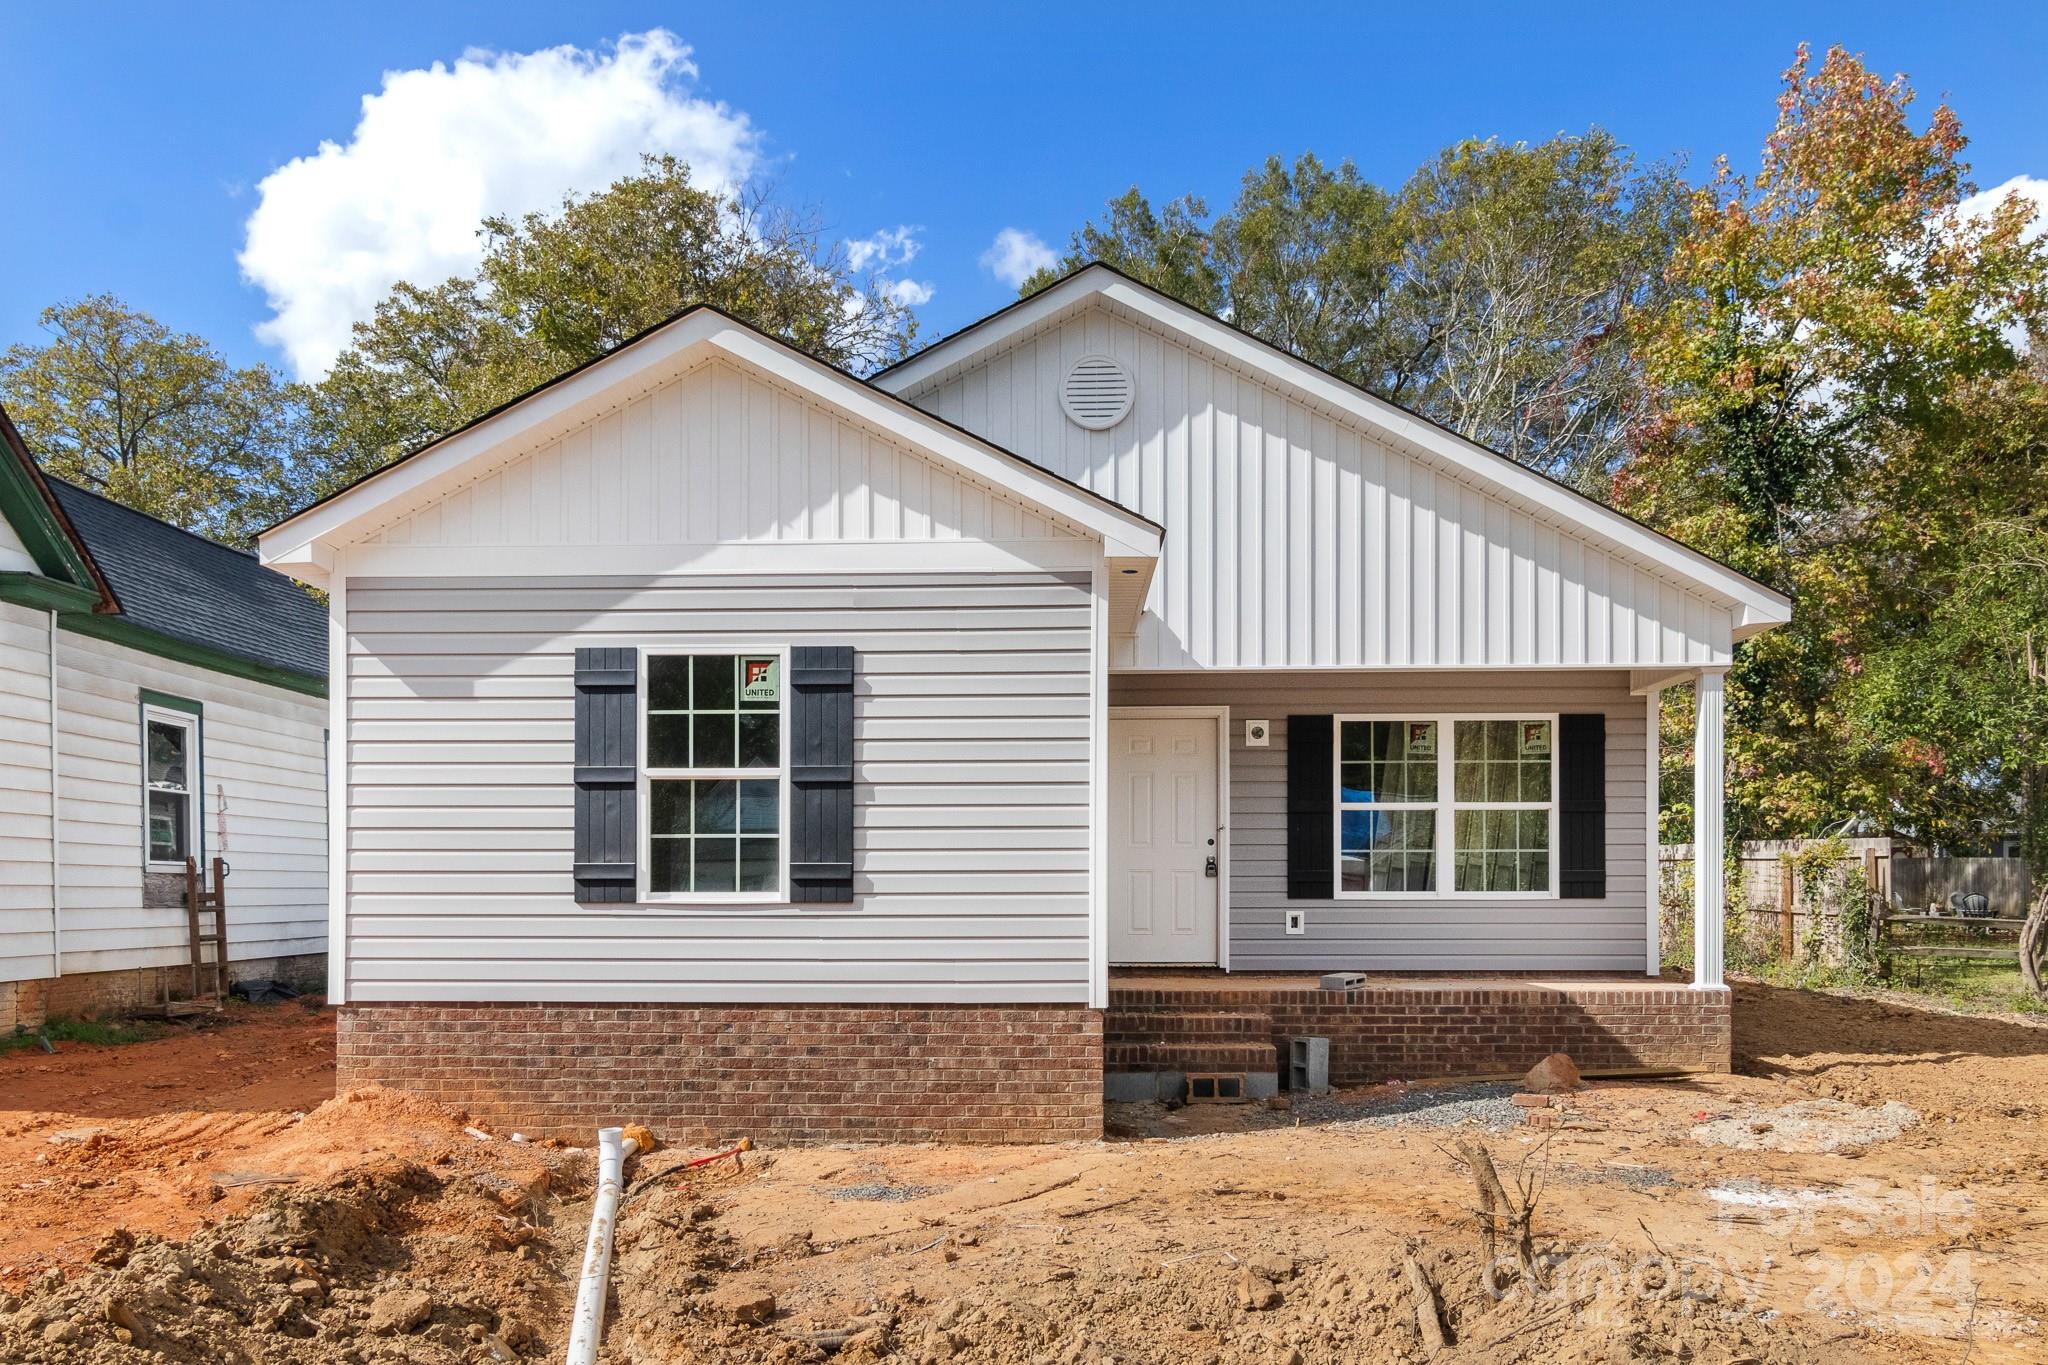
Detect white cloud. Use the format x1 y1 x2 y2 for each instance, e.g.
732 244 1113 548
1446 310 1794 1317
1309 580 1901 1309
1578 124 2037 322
847 224 921 272
884 277 935 308
239 30 758 379
844 225 932 310
981 227 1057 288
1956 174 2048 242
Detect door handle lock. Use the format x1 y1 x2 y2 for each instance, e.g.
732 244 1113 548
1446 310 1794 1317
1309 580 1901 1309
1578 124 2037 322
1204 856 1219 879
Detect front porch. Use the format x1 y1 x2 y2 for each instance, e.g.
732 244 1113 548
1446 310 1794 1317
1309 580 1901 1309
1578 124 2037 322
1102 969 1732 1103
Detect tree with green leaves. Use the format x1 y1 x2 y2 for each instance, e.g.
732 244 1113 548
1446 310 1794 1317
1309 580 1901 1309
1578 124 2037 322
0 296 305 541
1028 135 1688 489
303 155 918 500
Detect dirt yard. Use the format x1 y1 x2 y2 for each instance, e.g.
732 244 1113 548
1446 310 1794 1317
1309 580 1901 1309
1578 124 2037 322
3 983 2043 1363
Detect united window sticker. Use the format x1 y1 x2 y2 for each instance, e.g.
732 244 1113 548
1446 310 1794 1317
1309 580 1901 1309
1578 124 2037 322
1406 721 1437 756
740 656 781 704
1520 720 1552 756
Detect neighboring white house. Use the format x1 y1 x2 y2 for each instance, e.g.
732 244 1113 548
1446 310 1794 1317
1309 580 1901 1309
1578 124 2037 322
1 407 328 1030
259 266 1790 1143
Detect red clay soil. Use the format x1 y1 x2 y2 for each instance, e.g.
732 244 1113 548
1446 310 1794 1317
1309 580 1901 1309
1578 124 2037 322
0 1000 338 1285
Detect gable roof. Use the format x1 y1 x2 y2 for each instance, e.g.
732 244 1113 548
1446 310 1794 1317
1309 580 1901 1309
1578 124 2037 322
875 262 1792 638
47 479 326 682
0 405 117 611
260 303 1164 570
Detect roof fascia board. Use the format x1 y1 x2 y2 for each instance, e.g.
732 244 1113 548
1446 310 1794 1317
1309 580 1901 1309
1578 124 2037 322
878 267 1788 626
264 311 1159 564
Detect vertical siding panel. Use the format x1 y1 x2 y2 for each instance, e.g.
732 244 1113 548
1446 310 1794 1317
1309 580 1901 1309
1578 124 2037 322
1310 413 1338 665
1189 360 1215 667
1335 427 1362 667
1214 373 1241 668
1408 467 1434 667
1385 447 1411 667
1363 438 1387 666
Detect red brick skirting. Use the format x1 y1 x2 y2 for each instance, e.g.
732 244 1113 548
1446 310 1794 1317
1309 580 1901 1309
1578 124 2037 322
1108 981 1730 1083
337 1003 1103 1144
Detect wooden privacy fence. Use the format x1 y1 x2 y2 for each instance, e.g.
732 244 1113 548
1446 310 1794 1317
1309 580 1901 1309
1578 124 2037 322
1660 839 2033 969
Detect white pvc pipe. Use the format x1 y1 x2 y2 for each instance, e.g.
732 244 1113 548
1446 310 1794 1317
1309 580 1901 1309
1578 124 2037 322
565 1126 639 1365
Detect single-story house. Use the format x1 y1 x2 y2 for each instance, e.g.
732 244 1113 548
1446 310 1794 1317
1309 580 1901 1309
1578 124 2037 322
258 265 1788 1143
0 406 328 1030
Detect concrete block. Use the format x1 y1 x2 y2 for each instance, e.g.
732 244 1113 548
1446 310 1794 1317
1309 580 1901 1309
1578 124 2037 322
1287 1036 1330 1092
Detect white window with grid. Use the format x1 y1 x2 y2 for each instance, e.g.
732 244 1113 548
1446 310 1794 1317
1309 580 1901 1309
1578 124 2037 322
638 650 789 902
1333 714 1558 899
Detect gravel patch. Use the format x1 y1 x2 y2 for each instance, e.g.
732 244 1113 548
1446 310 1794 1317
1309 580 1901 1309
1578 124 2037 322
1556 1162 1680 1191
1691 1099 1919 1154
1301 1081 1524 1132
825 1181 944 1202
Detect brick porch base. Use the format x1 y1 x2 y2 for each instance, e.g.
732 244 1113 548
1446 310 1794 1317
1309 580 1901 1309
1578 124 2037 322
337 1002 1103 1144
1107 975 1730 1086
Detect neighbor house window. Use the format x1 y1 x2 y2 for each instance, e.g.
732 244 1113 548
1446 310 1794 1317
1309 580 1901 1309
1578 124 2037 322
642 652 786 900
144 708 197 867
1335 715 1556 898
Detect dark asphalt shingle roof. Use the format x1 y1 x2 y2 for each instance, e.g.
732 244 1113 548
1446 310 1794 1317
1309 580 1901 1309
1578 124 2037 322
48 480 325 682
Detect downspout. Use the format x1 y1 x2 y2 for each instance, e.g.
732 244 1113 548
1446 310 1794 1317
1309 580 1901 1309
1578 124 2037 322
48 608 61 977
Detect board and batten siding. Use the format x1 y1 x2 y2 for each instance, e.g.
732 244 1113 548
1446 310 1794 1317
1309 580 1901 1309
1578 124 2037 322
904 301 1734 673
353 358 1083 552
340 571 1095 1004
0 614 328 983
0 600 56 981
1111 670 1649 972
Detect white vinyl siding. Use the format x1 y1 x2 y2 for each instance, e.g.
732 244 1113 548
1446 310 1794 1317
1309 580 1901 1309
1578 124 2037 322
0 513 37 573
0 614 327 983
355 358 1083 551
340 571 1095 1004
0 601 56 981
1111 670 1647 973
904 299 1735 671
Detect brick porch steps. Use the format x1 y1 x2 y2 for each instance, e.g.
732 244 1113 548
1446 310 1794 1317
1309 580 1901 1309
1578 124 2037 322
1105 1040 1278 1073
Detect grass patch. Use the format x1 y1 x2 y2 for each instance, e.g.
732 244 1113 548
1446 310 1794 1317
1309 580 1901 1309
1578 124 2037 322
3 1015 164 1055
1875 957 2047 1016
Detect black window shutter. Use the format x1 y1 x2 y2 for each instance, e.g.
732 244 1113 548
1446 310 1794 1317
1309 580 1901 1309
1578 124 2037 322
1286 714 1334 899
789 646 855 904
573 647 637 904
1558 712 1607 899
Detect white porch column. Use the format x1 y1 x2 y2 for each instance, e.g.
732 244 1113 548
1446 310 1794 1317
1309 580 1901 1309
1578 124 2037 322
1691 668 1728 989
1645 686 1661 976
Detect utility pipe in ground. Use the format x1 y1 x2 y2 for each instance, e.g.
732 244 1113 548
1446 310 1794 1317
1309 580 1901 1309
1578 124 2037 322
565 1125 639 1365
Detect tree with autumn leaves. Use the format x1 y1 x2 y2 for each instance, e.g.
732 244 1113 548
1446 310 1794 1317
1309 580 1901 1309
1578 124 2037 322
1620 44 2048 863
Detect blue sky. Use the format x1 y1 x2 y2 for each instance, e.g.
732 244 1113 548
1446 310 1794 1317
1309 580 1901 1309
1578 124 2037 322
4 3 2044 377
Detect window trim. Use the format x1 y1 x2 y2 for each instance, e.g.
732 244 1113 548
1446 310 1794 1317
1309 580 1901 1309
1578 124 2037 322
1331 711 1560 901
635 644 792 907
141 700 201 872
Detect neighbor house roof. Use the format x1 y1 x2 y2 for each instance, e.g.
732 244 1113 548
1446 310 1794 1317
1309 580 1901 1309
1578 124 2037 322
47 479 326 684
874 262 1793 639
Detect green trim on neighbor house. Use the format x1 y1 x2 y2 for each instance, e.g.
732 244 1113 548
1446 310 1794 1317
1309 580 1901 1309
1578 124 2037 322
60 610 327 699
138 688 205 717
0 570 102 613
0 414 108 602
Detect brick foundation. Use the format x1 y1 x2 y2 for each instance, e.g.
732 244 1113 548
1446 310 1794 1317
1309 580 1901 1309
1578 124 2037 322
337 1002 1104 1144
1108 977 1730 1085
0 953 327 1033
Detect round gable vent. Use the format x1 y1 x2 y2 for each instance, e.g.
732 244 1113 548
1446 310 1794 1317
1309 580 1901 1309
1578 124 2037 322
1060 354 1134 431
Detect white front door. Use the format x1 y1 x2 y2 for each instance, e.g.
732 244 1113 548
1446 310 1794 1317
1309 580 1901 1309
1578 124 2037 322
1108 715 1220 965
